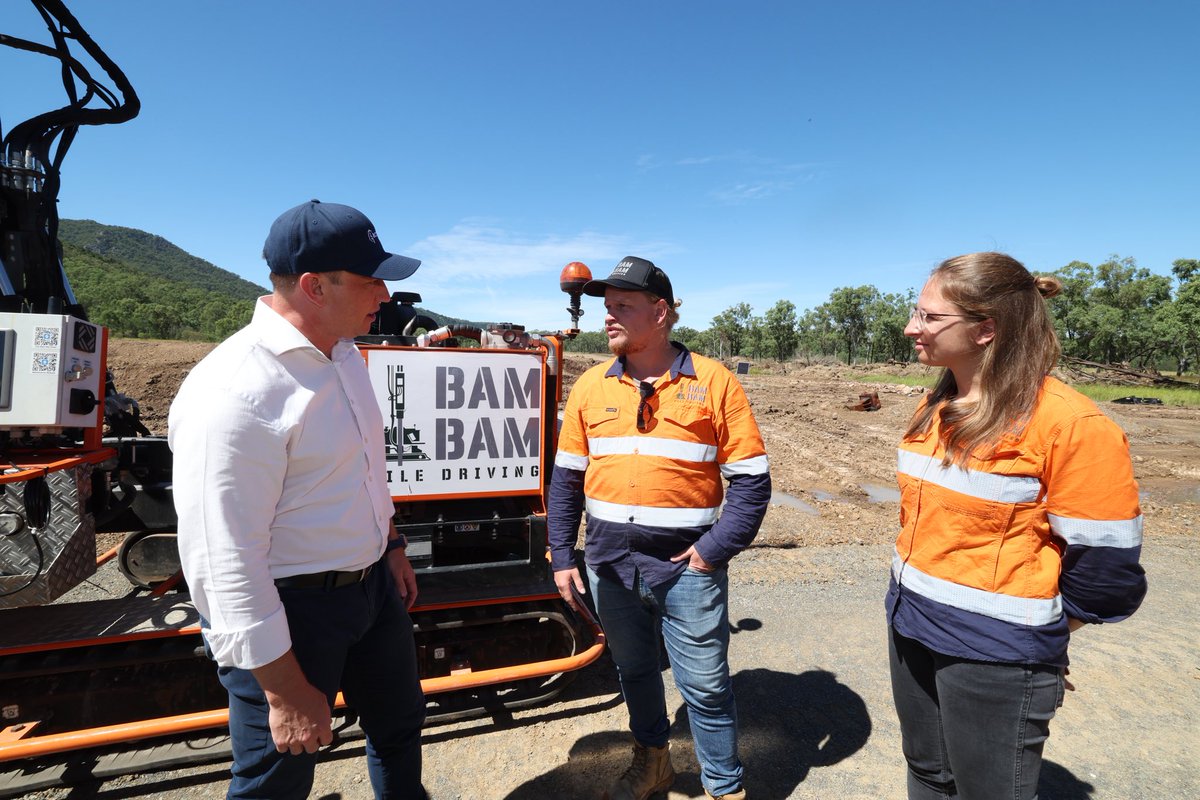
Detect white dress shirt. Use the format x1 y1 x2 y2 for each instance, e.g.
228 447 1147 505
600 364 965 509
169 298 395 670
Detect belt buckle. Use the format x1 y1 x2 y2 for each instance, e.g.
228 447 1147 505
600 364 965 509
318 565 372 591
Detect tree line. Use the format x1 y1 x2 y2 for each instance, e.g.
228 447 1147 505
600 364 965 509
564 256 1200 371
66 242 255 340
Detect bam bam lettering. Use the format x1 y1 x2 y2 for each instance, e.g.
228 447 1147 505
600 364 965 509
436 366 540 409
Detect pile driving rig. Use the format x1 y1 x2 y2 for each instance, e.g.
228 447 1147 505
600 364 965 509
0 2 604 787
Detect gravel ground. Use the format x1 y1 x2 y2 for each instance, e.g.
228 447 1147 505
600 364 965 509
26 532 1198 800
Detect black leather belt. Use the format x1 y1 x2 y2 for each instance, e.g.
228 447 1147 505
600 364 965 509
274 565 373 591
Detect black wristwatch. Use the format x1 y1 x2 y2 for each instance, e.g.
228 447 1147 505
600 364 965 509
385 533 408 553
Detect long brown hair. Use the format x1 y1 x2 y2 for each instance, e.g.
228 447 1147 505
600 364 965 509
905 252 1063 465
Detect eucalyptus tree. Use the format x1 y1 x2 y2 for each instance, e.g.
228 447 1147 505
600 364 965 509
710 302 754 359
671 325 708 356
867 290 914 362
796 305 838 361
826 285 879 364
1050 257 1173 366
764 299 799 362
1167 259 1200 371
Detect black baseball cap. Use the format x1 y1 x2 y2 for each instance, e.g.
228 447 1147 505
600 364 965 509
263 199 421 280
582 256 674 305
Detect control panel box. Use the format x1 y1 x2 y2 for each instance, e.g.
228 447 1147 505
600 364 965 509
0 312 104 429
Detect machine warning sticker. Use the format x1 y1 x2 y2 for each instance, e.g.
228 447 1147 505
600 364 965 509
34 327 59 348
32 352 58 373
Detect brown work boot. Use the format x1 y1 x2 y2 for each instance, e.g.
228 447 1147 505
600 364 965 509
603 741 675 800
705 788 747 800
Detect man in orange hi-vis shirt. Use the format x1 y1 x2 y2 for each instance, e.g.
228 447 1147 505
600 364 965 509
549 257 771 800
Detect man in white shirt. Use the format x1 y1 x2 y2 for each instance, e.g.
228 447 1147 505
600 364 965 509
170 200 426 799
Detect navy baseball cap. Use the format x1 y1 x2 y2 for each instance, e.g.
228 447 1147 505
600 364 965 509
583 256 674 305
263 199 421 280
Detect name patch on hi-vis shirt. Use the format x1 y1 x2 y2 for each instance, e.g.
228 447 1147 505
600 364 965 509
361 347 545 500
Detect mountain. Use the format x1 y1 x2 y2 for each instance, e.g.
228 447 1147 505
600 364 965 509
58 219 476 340
59 219 266 302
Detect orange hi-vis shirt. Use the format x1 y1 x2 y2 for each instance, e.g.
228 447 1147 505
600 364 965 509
548 346 770 589
887 376 1146 666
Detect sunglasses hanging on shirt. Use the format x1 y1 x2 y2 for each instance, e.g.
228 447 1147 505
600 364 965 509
637 381 655 432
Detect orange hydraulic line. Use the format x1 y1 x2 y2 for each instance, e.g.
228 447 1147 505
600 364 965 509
421 629 606 695
0 621 605 763
149 571 184 596
0 706 238 763
96 543 121 568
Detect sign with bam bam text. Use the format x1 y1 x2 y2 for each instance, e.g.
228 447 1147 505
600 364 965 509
361 347 545 500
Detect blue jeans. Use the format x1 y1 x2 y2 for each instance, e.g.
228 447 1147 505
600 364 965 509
889 626 1064 800
588 565 743 797
216 563 427 799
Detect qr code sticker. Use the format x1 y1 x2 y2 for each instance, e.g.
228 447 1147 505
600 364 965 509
34 327 60 348
32 353 58 373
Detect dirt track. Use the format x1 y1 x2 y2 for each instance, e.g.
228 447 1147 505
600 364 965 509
45 340 1198 798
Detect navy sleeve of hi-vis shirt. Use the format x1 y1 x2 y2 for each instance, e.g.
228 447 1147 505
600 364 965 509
548 464 586 571
697 470 772 565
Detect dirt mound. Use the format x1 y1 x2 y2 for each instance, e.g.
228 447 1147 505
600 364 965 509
107 339 216 434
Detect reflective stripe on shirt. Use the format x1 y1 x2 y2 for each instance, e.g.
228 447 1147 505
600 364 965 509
1049 513 1144 548
587 435 717 462
586 496 720 528
720 454 770 477
897 449 1041 504
555 450 589 471
892 551 1062 626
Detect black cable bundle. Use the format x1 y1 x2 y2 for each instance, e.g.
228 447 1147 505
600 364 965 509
23 473 50 529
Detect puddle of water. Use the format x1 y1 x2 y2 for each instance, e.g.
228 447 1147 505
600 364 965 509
811 489 835 502
770 491 820 515
1138 478 1200 505
860 483 901 503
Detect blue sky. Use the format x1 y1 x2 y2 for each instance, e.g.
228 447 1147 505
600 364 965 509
4 1 1197 332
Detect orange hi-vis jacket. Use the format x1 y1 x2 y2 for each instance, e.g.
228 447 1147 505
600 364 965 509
886 376 1146 666
548 346 771 589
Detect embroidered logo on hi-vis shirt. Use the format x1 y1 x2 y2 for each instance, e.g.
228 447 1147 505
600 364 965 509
676 385 708 403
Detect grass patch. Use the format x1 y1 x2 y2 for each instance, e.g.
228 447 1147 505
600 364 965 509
854 372 1199 407
1070 383 1200 408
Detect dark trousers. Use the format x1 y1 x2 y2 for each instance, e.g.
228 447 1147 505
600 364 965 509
888 626 1064 800
216 563 427 799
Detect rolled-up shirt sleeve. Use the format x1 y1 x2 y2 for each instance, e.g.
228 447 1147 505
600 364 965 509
170 390 292 669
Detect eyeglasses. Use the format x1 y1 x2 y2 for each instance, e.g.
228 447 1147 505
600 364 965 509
636 381 655 432
909 306 977 332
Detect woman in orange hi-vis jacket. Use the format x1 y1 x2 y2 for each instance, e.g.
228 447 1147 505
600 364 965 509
887 252 1147 800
